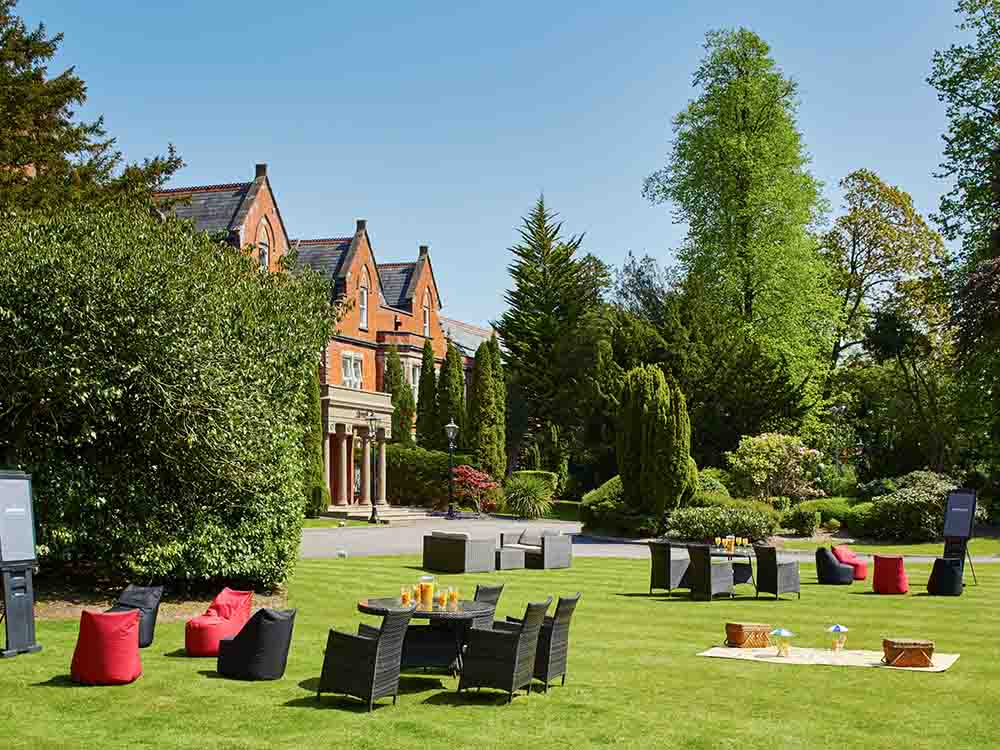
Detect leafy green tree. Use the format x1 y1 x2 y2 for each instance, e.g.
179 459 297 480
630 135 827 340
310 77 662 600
302 365 328 517
495 196 608 464
415 339 438 446
383 345 414 446
616 365 695 515
821 169 949 369
435 342 466 450
643 28 836 380
0 198 336 586
468 343 504 478
0 0 182 211
928 0 1000 263
488 334 508 476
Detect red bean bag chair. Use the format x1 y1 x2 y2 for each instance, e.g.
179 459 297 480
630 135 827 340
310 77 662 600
185 588 254 657
831 545 868 581
873 554 909 594
70 609 143 685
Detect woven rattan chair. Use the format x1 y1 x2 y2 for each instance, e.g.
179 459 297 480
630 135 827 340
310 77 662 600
318 608 414 711
648 541 690 595
422 532 495 573
686 545 734 600
218 608 296 680
106 584 164 648
458 598 551 703
753 546 800 600
507 592 580 691
472 584 504 629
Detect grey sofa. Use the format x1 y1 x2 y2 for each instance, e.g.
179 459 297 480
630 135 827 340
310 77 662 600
500 529 572 570
422 530 495 573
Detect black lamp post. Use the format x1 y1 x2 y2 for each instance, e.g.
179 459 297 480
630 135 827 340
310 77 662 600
445 418 459 519
367 411 380 524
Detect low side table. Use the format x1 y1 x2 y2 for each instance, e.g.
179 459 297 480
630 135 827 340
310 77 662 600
496 547 525 570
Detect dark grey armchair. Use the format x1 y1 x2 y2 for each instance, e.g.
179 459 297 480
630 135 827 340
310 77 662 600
500 530 572 569
458 598 551 703
507 592 580 691
753 546 800 600
218 608 296 680
422 531 495 573
686 545 734 600
816 547 854 585
472 583 504 629
318 608 414 711
106 584 164 648
648 541 690 595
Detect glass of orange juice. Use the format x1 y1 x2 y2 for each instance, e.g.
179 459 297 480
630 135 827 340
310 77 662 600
436 589 447 608
401 586 411 606
714 536 722 548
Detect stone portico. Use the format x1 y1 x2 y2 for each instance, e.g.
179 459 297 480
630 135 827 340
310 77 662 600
321 384 393 506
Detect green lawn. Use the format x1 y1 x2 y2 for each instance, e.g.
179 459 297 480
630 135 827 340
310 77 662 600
3 556 997 750
301 518 371 529
779 537 1000 557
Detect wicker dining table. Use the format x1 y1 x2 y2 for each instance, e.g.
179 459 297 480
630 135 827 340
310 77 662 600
709 546 756 588
357 597 494 672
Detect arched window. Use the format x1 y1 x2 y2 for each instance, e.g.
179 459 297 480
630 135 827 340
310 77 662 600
422 291 430 337
359 267 370 330
256 220 271 271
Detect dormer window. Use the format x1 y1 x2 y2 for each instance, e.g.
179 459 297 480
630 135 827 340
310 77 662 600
359 268 370 330
256 220 271 271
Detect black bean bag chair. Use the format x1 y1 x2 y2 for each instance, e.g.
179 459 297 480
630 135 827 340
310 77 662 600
106 584 164 648
815 548 854 585
927 557 963 596
217 608 296 680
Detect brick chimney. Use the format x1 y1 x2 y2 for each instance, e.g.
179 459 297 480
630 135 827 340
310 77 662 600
419 244 429 258
356 218 367 233
255 163 267 179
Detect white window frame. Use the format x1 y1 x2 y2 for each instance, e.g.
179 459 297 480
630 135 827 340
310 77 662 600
411 364 421 403
359 285 369 330
422 306 430 337
257 220 270 271
341 352 363 390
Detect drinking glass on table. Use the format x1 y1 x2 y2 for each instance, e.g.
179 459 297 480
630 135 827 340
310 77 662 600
447 586 458 609
400 586 411 606
436 589 447 608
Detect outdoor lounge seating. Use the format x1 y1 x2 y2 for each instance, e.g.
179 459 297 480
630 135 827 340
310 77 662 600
873 554 909 594
507 593 581 691
927 558 963 596
500 529 572 569
686 545 734 600
753 546 800 600
318 607 414 711
422 531 495 573
185 588 254 657
458 597 551 702
648 541 690 595
217 608 297 681
472 584 505 629
815 548 854 585
106 584 163 648
831 545 869 581
70 609 143 686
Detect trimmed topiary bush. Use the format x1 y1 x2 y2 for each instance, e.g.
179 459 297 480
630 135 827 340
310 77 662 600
665 505 779 543
697 473 731 498
783 507 821 536
841 501 874 535
792 498 853 525
385 445 475 509
699 467 733 493
579 475 659 536
503 473 553 519
511 470 558 499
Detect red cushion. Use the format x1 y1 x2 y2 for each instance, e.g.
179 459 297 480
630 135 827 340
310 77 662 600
873 554 909 594
832 546 868 580
185 588 253 657
71 609 142 685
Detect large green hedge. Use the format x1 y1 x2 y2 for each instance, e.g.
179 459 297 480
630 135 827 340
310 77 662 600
0 199 334 588
665 506 779 543
385 444 474 509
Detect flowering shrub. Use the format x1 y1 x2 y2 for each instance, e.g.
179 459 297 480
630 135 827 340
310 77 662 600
725 433 824 500
451 465 499 513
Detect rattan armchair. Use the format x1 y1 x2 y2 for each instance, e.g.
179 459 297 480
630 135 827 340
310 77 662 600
458 598 551 703
753 546 800 600
648 541 690 595
318 608 414 711
422 531 495 573
686 544 734 600
472 584 504 629
507 592 580 691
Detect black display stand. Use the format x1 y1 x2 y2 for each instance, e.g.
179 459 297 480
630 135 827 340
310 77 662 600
942 489 977 586
1 565 41 657
0 470 42 657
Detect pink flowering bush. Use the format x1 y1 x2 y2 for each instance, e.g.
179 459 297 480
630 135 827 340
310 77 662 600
451 465 500 513
725 433 824 501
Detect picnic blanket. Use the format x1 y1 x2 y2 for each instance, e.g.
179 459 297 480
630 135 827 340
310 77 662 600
697 646 959 673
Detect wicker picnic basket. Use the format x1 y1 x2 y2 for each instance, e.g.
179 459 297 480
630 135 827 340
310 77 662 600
725 622 771 648
882 638 935 668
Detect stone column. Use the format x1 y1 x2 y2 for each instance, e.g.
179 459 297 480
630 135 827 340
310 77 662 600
359 428 371 505
336 423 349 506
376 427 387 505
322 430 331 489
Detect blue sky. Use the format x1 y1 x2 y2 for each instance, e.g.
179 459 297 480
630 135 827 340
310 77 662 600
35 1 962 328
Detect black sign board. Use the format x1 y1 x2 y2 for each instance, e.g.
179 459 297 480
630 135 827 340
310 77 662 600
943 489 977 540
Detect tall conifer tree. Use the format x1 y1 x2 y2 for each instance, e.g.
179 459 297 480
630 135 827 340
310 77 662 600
488 334 507 476
435 342 466 451
415 339 438 447
383 345 414 446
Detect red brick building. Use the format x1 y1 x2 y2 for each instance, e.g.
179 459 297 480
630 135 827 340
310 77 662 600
156 163 492 509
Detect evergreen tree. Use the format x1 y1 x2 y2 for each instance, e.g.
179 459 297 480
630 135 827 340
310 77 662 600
415 339 438 446
435 342 466 451
488 334 508 476
0 0 182 211
302 364 328 517
384 345 414 446
616 365 695 515
469 343 504 478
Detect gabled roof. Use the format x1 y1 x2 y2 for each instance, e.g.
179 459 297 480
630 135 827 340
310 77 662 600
377 262 416 311
155 182 252 235
441 316 494 358
294 237 353 282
